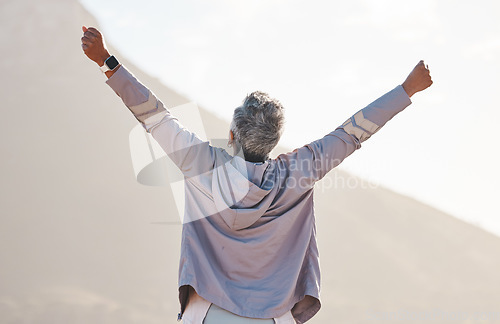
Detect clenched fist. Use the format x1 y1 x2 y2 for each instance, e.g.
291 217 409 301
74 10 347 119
81 26 111 67
402 60 433 98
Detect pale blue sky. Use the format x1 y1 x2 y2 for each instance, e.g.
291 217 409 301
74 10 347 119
80 0 500 236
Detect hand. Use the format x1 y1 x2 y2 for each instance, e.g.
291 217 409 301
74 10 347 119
401 60 433 98
81 26 111 66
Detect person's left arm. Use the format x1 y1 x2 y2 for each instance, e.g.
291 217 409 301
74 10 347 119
81 26 215 176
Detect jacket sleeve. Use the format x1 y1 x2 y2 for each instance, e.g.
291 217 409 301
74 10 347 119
278 85 412 188
105 65 215 177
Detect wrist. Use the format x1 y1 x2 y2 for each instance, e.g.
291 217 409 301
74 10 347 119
96 51 111 67
401 82 415 98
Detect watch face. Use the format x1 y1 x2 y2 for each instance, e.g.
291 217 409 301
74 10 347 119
106 56 119 70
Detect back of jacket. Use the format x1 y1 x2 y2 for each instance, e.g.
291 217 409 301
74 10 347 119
105 65 412 323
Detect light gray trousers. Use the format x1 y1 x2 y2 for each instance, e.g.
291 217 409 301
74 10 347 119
203 303 275 324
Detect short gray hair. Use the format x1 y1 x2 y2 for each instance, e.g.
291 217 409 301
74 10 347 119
231 91 285 162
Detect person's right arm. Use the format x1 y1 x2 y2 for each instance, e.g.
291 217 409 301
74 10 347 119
279 60 433 188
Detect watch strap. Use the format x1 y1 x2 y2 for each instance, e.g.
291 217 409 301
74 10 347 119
100 62 110 73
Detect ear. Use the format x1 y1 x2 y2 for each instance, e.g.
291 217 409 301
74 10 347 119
229 130 234 141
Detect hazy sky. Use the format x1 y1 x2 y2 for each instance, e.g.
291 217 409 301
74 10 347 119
80 0 500 236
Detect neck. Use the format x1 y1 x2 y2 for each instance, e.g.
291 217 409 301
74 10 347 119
243 151 267 163
232 143 267 163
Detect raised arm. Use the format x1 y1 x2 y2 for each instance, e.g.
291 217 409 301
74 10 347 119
81 26 215 176
279 61 433 187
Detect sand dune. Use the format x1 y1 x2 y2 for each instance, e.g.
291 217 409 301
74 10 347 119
1 0 500 323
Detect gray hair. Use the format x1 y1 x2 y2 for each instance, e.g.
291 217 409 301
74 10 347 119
230 91 285 162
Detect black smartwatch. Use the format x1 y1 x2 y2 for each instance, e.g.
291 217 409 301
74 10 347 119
100 55 120 73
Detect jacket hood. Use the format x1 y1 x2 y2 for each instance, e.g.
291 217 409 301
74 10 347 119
212 152 275 230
